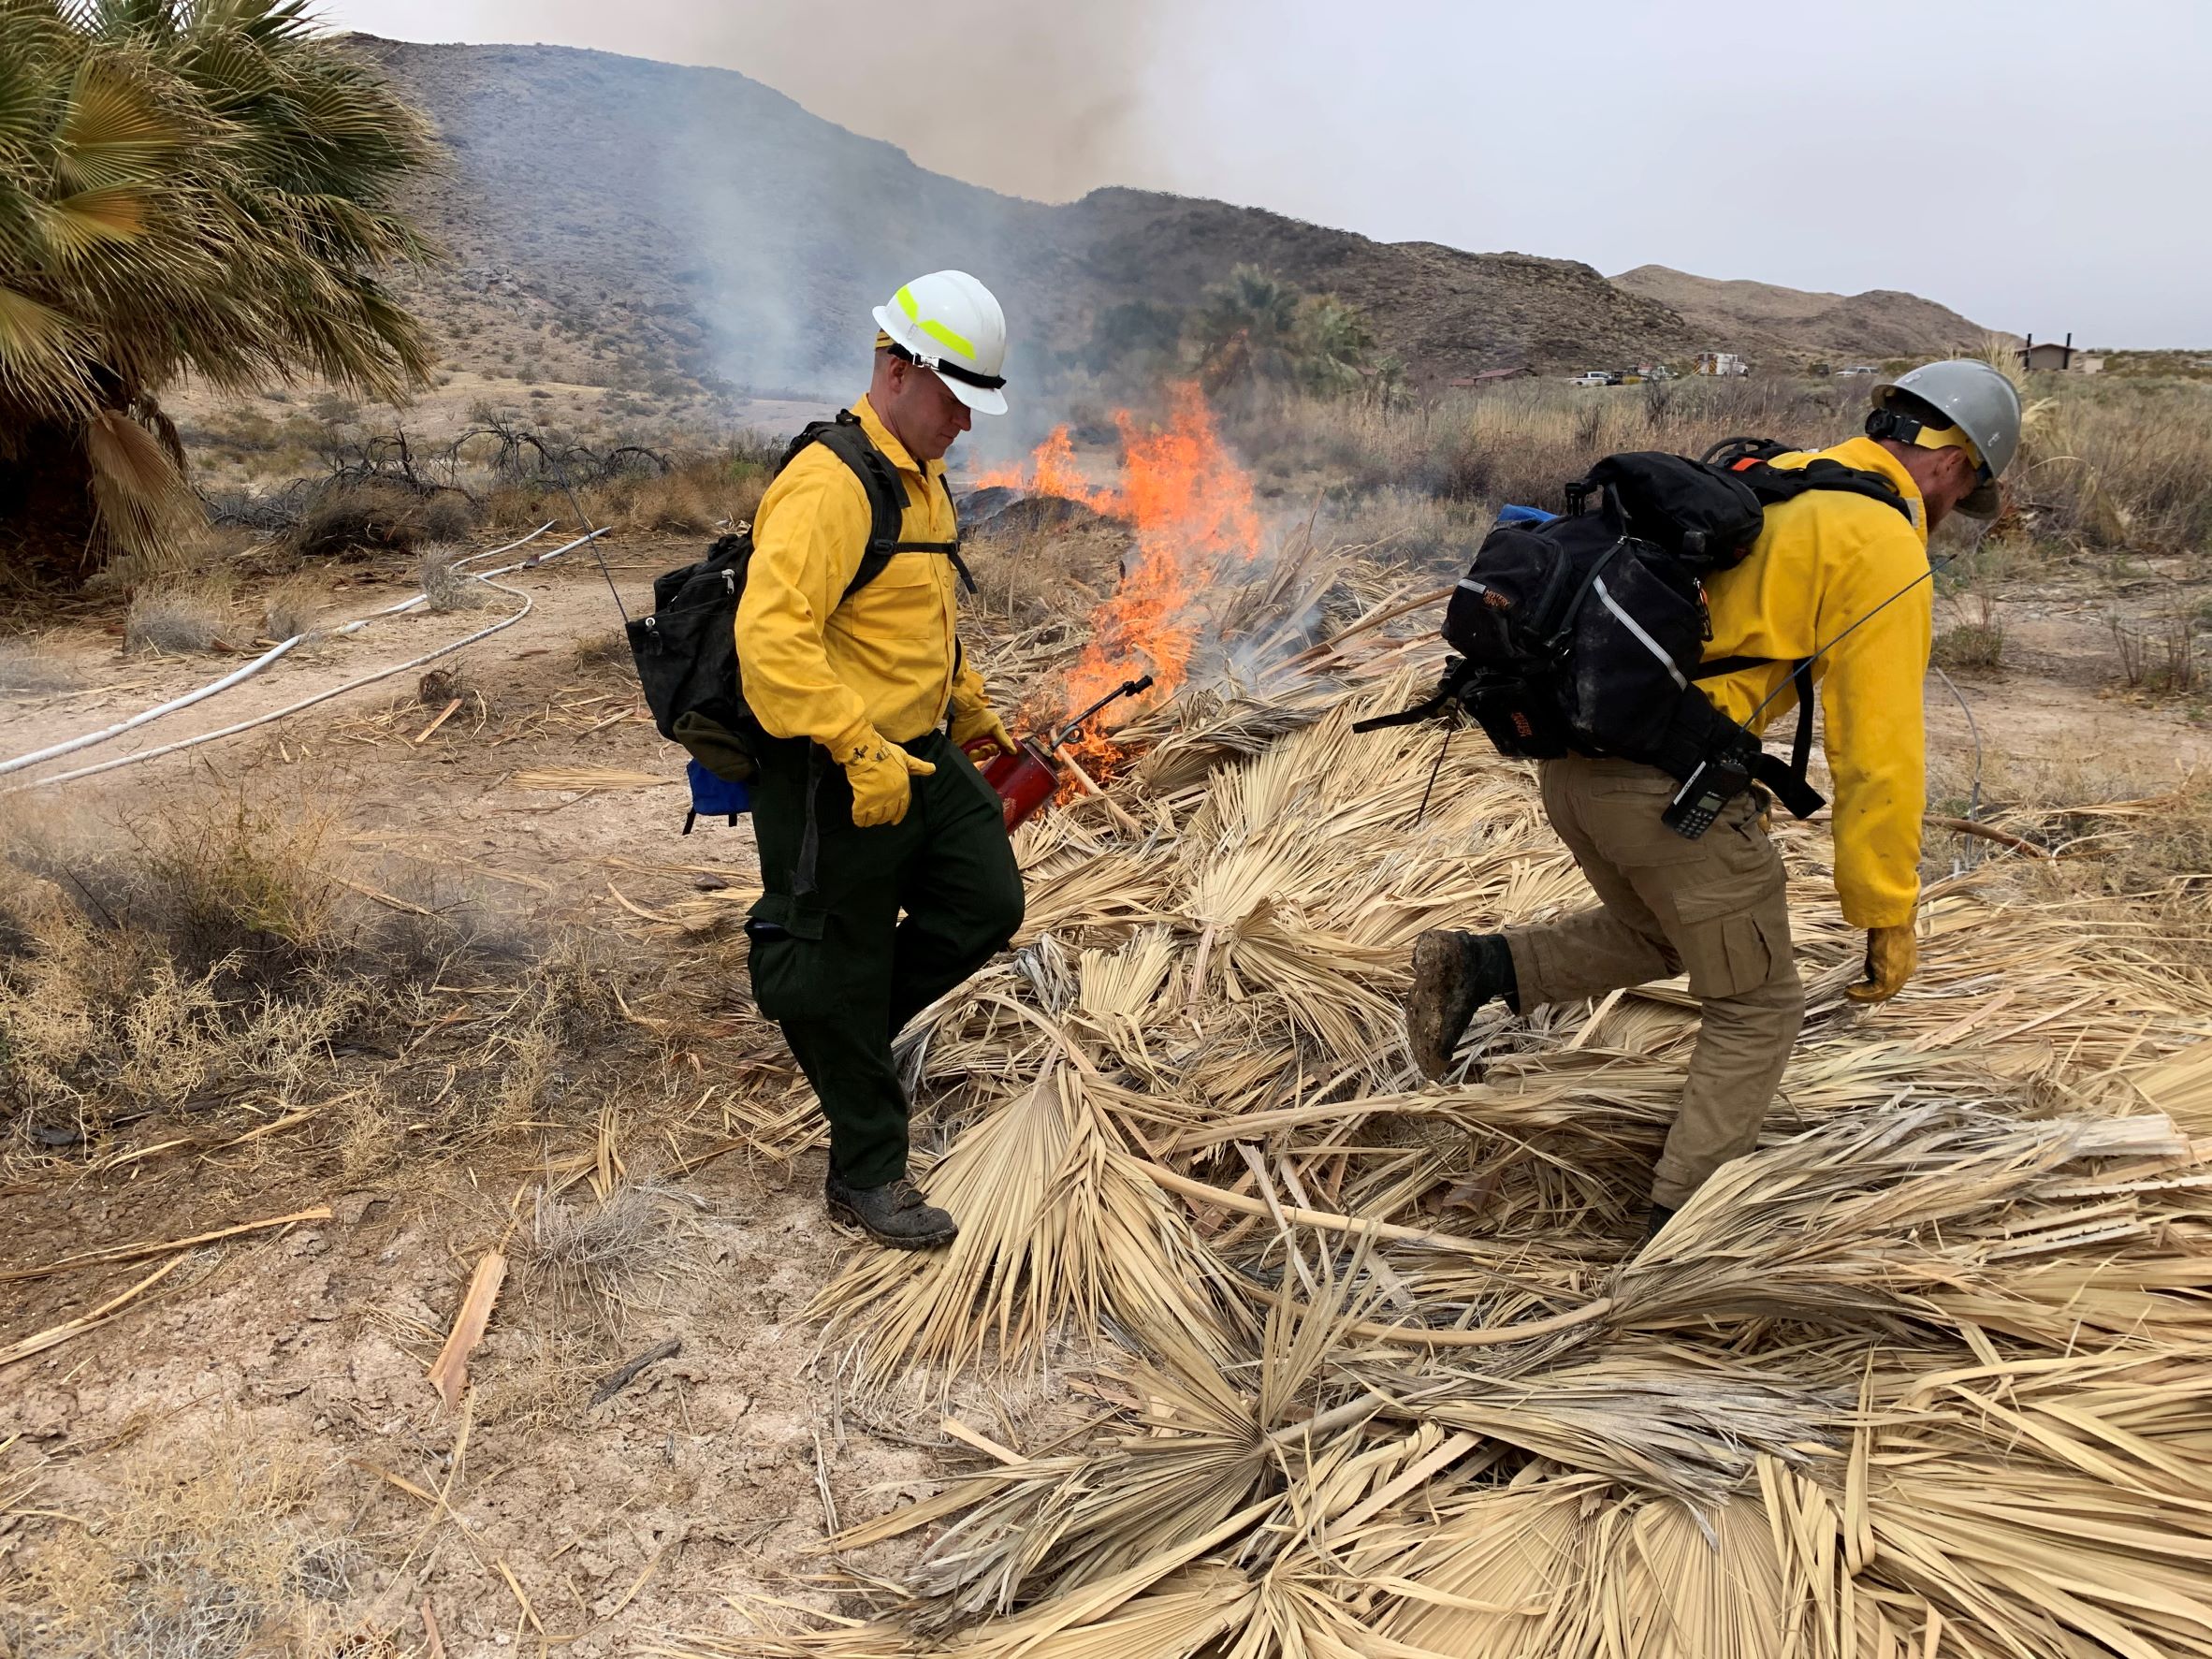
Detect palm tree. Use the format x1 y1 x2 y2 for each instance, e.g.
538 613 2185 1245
1291 295 1373 397
0 0 438 578
1187 265 1300 395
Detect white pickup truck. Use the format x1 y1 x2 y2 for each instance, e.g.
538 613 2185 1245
1569 371 1612 387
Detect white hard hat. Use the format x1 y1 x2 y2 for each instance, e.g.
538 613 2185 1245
872 270 1009 415
1870 358 2023 518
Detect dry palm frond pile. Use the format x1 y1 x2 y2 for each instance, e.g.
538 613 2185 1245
668 550 2212 1659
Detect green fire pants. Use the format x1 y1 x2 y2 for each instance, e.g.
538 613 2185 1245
745 730 1025 1188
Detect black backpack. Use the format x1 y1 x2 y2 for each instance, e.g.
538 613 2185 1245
628 411 971 782
1362 438 1911 819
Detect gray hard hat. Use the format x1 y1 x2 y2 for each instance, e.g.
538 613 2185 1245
1870 359 2023 518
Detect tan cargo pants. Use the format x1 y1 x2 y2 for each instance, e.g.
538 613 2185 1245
1506 755 1805 1209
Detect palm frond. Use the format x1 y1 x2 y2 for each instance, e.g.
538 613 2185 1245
82 402 196 557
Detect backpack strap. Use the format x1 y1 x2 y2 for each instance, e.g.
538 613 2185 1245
1698 435 1916 525
802 412 978 599
1691 654 1824 818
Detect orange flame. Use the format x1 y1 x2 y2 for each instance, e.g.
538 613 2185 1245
968 425 1115 512
975 388 1262 791
1058 387 1263 780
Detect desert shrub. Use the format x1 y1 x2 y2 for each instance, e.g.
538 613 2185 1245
18 1441 357 1659
124 578 233 654
2109 612 2203 694
260 578 324 643
1932 618 2005 671
290 479 477 558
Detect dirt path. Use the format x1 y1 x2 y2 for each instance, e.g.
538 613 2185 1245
2 542 758 924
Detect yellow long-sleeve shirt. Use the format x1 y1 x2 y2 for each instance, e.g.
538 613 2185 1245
735 397 990 753
1700 436 1932 930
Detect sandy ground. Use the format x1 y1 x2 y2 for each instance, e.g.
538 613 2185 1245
1 534 2207 1654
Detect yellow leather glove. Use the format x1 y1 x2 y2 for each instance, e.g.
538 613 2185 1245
1845 923 1918 1004
836 730 936 828
949 702 1017 758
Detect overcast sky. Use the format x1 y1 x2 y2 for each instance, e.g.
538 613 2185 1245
335 0 2208 348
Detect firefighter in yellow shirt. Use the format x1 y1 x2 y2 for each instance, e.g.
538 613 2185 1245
736 271 1023 1249
1405 360 2023 1241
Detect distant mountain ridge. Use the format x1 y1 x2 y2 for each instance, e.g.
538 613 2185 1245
350 36 1986 402
1611 265 1993 365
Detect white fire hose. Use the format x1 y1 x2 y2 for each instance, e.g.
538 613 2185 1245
3 526 613 794
0 522 559 779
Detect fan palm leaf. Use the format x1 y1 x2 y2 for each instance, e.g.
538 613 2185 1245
0 0 437 571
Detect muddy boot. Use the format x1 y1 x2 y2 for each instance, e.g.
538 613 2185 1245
1405 930 1517 1081
1638 1201 1679 1250
825 1171 958 1250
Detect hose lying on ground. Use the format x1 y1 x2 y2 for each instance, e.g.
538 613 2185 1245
5 529 611 794
0 523 559 779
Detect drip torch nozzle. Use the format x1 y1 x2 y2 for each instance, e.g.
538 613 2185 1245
1054 674 1155 750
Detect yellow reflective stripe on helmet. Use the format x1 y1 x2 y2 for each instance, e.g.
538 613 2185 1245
892 284 976 360
1911 423 1986 475
919 316 976 358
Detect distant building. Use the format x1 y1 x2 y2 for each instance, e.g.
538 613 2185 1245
2019 332 2078 371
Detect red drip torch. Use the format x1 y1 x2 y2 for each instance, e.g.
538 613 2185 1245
967 675 1155 831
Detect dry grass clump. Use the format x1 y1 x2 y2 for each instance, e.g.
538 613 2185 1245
1315 485 1480 575
570 626 636 677
483 444 777 535
1931 591 2005 671
960 517 1128 623
257 577 323 644
414 544 490 612
1239 376 1860 513
518 1178 700 1312
18 1440 356 1659
2014 374 2212 552
124 578 234 655
0 799 583 1142
1243 371 2212 564
1 799 652 1157
0 637 80 692
0 805 367 1128
590 451 773 534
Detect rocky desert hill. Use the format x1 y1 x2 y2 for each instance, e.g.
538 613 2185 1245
1612 264 1994 366
351 36 1695 401
345 35 1988 410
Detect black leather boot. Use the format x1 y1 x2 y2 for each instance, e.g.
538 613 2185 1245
825 1171 958 1250
1405 930 1518 1081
